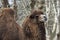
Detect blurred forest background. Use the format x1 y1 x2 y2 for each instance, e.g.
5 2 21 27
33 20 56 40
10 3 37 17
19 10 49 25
0 0 60 40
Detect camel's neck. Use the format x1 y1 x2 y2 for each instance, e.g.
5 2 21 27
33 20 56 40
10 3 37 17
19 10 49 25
37 22 46 40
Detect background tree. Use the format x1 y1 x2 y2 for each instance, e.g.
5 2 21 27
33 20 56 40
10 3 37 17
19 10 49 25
30 0 36 9
13 0 17 21
1 0 10 8
45 0 60 40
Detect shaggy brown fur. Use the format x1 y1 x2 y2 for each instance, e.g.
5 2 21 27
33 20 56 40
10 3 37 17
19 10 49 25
23 10 46 40
0 8 24 40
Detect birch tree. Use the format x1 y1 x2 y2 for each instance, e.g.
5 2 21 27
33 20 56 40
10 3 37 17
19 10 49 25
45 0 59 40
57 0 60 40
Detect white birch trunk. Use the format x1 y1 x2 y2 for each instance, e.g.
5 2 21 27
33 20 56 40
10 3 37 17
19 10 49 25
45 0 59 40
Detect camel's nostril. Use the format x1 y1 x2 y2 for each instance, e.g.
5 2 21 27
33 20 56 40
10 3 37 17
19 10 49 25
44 16 47 21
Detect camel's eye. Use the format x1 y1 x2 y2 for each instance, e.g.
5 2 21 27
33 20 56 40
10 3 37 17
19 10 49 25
35 15 38 18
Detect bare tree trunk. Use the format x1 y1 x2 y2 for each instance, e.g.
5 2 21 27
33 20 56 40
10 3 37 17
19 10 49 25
1 0 9 8
45 0 59 40
57 0 60 40
13 0 17 21
30 0 36 9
